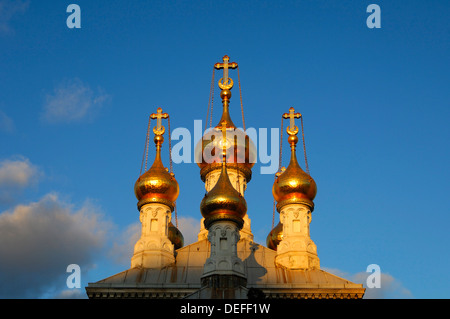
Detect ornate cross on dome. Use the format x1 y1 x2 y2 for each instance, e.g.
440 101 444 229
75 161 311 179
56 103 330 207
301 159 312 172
150 107 169 135
214 55 238 90
283 107 301 135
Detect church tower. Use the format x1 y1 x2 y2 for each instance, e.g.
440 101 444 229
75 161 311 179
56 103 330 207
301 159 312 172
269 107 320 270
194 56 256 298
131 108 183 268
198 121 248 298
196 55 256 242
86 55 365 300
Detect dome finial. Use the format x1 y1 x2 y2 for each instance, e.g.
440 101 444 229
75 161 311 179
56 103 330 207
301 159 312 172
214 55 238 91
150 107 169 136
283 107 301 140
214 55 238 129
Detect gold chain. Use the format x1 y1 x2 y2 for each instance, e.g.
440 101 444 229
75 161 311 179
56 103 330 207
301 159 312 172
272 117 284 229
168 115 173 174
279 117 284 173
167 115 178 228
236 166 241 195
300 116 310 175
174 202 178 228
206 67 215 130
140 116 152 176
237 66 246 130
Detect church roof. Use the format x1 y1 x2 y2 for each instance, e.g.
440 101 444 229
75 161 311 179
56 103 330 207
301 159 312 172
86 55 365 300
86 238 365 299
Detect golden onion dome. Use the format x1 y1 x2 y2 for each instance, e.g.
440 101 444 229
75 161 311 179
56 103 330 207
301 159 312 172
195 89 256 182
266 221 283 250
134 134 179 211
200 162 247 229
168 221 184 250
272 134 317 211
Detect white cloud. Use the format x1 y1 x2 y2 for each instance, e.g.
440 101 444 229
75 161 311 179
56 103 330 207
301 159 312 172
0 193 111 298
53 289 86 299
351 271 413 299
0 0 29 35
0 156 40 188
0 156 41 204
109 222 141 266
42 78 109 124
323 267 413 299
0 110 15 133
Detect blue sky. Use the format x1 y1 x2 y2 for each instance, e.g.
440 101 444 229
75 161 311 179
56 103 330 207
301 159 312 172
0 0 449 298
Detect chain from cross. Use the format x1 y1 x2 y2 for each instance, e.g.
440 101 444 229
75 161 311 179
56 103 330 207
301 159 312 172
214 55 238 90
282 107 301 135
150 107 169 135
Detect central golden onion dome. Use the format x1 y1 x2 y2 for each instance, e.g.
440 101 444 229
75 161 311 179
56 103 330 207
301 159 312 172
198 56 251 230
200 117 248 229
134 126 179 212
200 159 247 229
195 57 256 183
195 127 256 183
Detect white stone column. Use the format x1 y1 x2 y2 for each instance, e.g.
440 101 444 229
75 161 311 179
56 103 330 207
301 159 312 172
202 221 245 278
131 203 175 268
275 204 320 270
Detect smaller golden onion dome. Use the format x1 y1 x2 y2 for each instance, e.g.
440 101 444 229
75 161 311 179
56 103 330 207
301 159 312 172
134 134 179 211
168 221 184 250
266 221 283 250
272 134 317 212
200 163 247 230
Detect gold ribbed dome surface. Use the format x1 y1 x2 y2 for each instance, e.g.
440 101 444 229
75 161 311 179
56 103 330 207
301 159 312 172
273 135 317 211
195 125 256 181
168 221 184 250
266 221 283 250
134 135 179 211
200 163 247 229
195 85 256 183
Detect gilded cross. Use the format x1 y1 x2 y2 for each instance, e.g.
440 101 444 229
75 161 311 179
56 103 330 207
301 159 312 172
150 107 169 134
282 107 301 135
214 55 238 90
